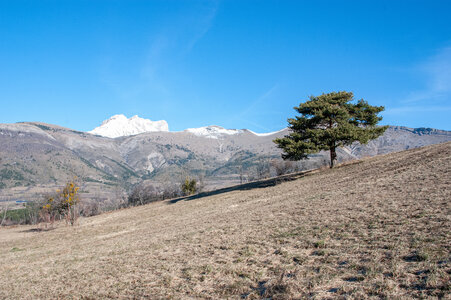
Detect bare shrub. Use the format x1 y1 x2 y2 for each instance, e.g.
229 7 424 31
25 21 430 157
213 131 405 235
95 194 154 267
256 158 270 180
79 200 100 217
128 181 182 207
270 160 297 176
162 182 182 199
128 183 157 206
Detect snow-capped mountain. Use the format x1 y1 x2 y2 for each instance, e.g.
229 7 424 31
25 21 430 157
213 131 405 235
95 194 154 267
184 125 243 139
89 115 285 139
248 128 287 137
89 114 169 138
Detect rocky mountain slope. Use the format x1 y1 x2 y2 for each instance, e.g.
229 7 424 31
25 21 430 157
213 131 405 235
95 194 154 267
0 121 450 204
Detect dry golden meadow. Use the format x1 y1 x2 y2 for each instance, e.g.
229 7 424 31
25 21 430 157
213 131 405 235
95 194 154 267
0 142 450 299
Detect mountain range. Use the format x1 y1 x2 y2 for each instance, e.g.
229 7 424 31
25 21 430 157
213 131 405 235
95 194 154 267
0 115 450 206
89 114 282 139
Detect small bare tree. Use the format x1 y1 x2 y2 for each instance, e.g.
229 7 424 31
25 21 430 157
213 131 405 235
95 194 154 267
0 204 8 226
256 158 270 180
197 174 206 193
238 165 244 184
128 184 148 206
115 187 126 208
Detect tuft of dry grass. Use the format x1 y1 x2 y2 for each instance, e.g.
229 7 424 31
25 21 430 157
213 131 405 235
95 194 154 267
0 142 450 299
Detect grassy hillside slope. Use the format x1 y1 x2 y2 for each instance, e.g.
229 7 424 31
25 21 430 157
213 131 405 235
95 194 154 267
0 142 449 299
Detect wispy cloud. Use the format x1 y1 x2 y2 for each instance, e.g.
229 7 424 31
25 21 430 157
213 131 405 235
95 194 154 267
384 45 451 126
137 1 220 99
238 118 272 132
401 45 451 104
238 83 280 118
99 1 220 104
231 83 281 132
423 46 451 93
185 1 219 53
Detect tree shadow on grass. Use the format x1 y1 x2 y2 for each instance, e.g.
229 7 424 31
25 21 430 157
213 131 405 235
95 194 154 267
167 169 317 204
20 227 56 233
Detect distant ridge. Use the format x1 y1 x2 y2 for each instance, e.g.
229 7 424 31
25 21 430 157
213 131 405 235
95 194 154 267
0 120 450 206
88 115 285 138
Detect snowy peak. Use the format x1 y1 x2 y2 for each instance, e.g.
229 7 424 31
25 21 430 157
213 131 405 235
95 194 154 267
89 114 169 138
89 114 283 139
183 125 287 139
247 128 287 137
184 125 243 139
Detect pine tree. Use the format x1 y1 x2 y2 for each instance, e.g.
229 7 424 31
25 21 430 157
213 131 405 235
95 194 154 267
181 177 197 196
274 91 388 168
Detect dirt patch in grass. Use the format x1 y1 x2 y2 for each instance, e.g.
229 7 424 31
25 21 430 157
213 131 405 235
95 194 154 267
0 142 450 299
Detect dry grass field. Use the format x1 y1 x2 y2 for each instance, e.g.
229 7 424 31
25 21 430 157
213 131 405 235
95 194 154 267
0 142 450 299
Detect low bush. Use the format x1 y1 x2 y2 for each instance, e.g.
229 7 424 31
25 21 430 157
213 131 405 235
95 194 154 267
128 182 181 206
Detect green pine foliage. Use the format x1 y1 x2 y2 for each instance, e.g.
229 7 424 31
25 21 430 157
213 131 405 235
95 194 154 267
181 177 197 196
274 91 388 168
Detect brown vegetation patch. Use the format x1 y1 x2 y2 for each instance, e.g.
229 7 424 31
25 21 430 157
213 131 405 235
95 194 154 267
0 142 450 299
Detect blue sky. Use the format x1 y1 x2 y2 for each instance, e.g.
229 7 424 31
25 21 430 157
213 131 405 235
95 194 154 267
1 0 450 132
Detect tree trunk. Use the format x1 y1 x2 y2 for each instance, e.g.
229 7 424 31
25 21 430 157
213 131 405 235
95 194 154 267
330 147 337 168
328 119 337 168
